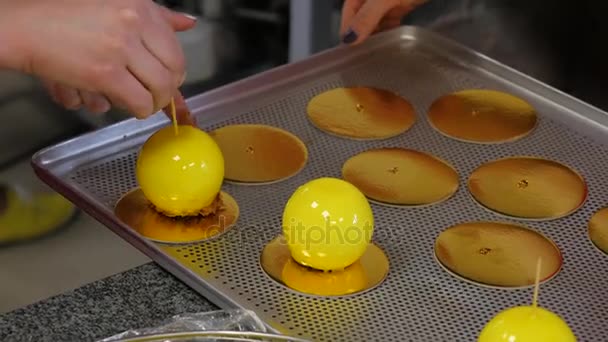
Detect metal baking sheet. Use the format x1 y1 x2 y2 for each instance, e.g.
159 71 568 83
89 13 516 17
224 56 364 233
32 26 608 342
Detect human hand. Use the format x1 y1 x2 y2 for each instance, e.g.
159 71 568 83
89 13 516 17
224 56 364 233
340 0 428 45
43 81 196 125
0 0 196 119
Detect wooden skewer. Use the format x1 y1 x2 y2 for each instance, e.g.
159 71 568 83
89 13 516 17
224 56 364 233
170 97 178 135
532 257 542 308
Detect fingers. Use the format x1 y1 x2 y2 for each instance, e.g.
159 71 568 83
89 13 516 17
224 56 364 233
103 69 155 119
40 4 194 120
127 39 174 112
107 4 190 118
157 5 198 32
79 89 111 114
341 0 399 45
42 80 61 104
340 0 365 36
101 4 187 119
45 81 84 112
141 6 187 87
43 80 112 114
341 0 427 45
52 83 82 110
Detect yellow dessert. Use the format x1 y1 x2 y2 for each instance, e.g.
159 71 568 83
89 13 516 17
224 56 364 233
479 257 576 341
478 306 576 342
135 125 224 217
282 177 374 271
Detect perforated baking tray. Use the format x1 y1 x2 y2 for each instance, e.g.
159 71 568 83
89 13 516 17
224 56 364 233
32 26 608 342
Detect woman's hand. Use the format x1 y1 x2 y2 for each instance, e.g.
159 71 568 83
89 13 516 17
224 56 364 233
42 80 196 125
0 0 196 119
42 80 113 114
340 0 427 45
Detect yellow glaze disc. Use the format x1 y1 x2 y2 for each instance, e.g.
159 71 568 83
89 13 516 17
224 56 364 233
468 156 587 220
434 221 562 288
282 177 374 271
260 235 389 297
210 124 308 184
0 187 75 244
342 147 459 206
114 188 239 244
428 89 537 143
478 306 576 342
307 87 416 140
136 125 224 217
589 207 608 255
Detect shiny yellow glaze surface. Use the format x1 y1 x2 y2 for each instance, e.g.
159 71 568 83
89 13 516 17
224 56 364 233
282 177 374 271
478 306 576 342
136 125 224 217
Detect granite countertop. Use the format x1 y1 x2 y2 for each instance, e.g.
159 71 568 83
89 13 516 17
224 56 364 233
0 263 219 342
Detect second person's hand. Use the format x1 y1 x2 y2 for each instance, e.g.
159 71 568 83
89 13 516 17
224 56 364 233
340 0 428 45
0 0 196 119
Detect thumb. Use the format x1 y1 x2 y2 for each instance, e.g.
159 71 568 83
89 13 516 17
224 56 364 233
163 91 196 126
159 6 198 32
342 0 397 45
